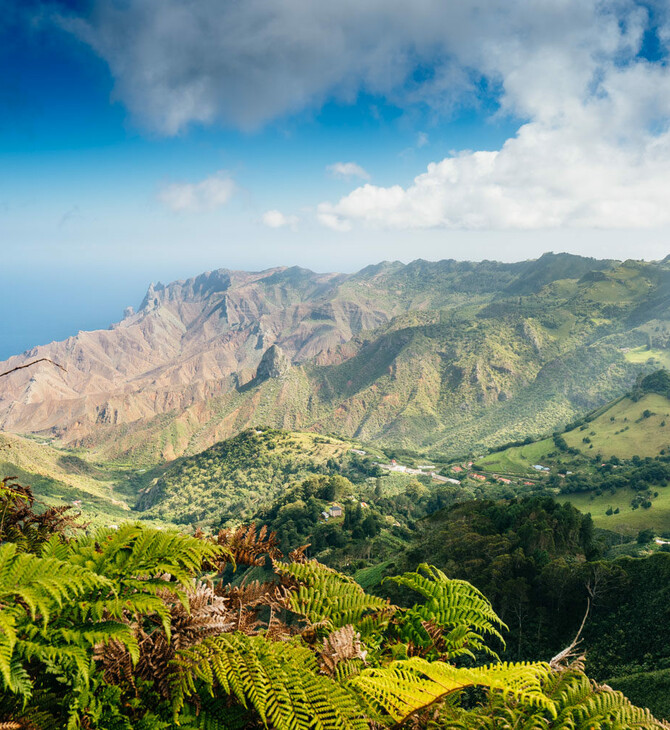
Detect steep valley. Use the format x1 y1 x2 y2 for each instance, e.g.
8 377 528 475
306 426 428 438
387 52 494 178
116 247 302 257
1 253 670 465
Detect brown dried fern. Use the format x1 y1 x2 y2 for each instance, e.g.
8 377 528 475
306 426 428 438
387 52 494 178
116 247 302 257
97 581 233 698
216 523 282 566
319 625 367 677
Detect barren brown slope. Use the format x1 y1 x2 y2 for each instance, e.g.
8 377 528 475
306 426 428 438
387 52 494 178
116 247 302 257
0 266 392 454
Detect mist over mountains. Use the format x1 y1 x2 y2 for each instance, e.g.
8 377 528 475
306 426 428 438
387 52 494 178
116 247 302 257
1 252 669 462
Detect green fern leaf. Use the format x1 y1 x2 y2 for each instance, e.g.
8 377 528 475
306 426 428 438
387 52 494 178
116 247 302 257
171 632 368 730
386 564 507 660
349 657 555 723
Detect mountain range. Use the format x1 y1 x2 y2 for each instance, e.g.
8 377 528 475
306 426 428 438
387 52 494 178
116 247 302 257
2 252 670 463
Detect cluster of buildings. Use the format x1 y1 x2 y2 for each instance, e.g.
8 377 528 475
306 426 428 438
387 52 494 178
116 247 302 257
350 448 542 493
373 458 461 485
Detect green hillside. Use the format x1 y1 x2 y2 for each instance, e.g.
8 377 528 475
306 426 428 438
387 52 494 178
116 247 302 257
134 427 378 526
480 370 670 465
562 393 670 459
475 371 670 536
0 432 135 526
71 255 670 463
561 488 670 536
478 391 670 470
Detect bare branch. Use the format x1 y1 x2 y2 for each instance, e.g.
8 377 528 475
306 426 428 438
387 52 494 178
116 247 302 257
0 358 67 379
550 597 591 670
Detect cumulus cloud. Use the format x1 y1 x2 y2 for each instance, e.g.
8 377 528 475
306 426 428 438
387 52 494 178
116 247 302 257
158 172 235 212
56 0 643 134
309 3 670 231
327 162 371 181
53 0 670 230
262 209 300 230
318 115 670 231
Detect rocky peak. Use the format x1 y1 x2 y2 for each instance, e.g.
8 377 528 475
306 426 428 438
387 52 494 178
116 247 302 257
139 282 165 312
256 345 290 380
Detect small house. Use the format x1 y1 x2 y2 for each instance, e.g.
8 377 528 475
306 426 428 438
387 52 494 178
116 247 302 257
329 504 343 518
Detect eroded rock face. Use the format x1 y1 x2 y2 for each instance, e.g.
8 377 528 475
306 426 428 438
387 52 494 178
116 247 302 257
0 265 391 454
256 345 290 380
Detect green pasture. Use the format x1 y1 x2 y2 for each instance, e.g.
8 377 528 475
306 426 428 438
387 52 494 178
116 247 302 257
563 394 670 460
560 486 670 537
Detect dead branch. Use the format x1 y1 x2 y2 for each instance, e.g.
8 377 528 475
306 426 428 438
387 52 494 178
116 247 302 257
549 596 590 670
0 358 67 379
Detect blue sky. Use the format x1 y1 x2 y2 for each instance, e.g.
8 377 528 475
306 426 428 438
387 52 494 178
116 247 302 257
2 0 670 358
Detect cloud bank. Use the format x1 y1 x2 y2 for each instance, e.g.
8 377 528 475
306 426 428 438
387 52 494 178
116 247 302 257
58 0 670 230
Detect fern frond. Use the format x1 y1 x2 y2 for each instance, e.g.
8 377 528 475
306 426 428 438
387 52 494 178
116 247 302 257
551 671 666 729
0 543 109 623
275 560 391 637
0 543 108 694
170 632 368 730
348 658 555 724
65 523 221 588
16 634 91 689
320 625 367 677
437 665 668 729
216 523 280 567
386 564 506 660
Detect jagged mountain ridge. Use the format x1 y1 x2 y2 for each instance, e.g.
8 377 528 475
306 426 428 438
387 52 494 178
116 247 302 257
0 253 667 462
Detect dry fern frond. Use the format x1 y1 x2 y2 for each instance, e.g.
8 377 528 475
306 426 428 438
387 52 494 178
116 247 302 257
0 478 84 552
320 624 367 677
288 544 310 563
219 579 294 638
97 581 233 698
216 524 282 567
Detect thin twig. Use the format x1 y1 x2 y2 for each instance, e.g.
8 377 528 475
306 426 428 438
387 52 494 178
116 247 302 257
0 358 67 379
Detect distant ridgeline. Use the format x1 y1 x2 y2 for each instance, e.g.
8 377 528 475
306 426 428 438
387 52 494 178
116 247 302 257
2 253 670 461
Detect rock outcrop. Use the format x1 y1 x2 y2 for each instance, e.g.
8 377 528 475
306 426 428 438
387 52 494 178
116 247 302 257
256 345 290 381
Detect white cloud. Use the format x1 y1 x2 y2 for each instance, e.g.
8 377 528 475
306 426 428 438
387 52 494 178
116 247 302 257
416 132 429 148
158 172 235 213
60 1 652 134
327 162 371 181
262 209 300 230
318 119 670 231
56 1 670 232
311 4 670 231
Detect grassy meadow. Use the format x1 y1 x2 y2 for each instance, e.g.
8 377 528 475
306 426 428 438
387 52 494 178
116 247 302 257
560 487 670 536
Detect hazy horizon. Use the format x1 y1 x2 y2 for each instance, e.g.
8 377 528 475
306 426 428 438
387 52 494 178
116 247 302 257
3 1 670 357
2 248 666 361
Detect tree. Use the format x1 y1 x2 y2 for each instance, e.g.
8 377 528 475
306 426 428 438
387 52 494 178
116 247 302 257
637 528 655 544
